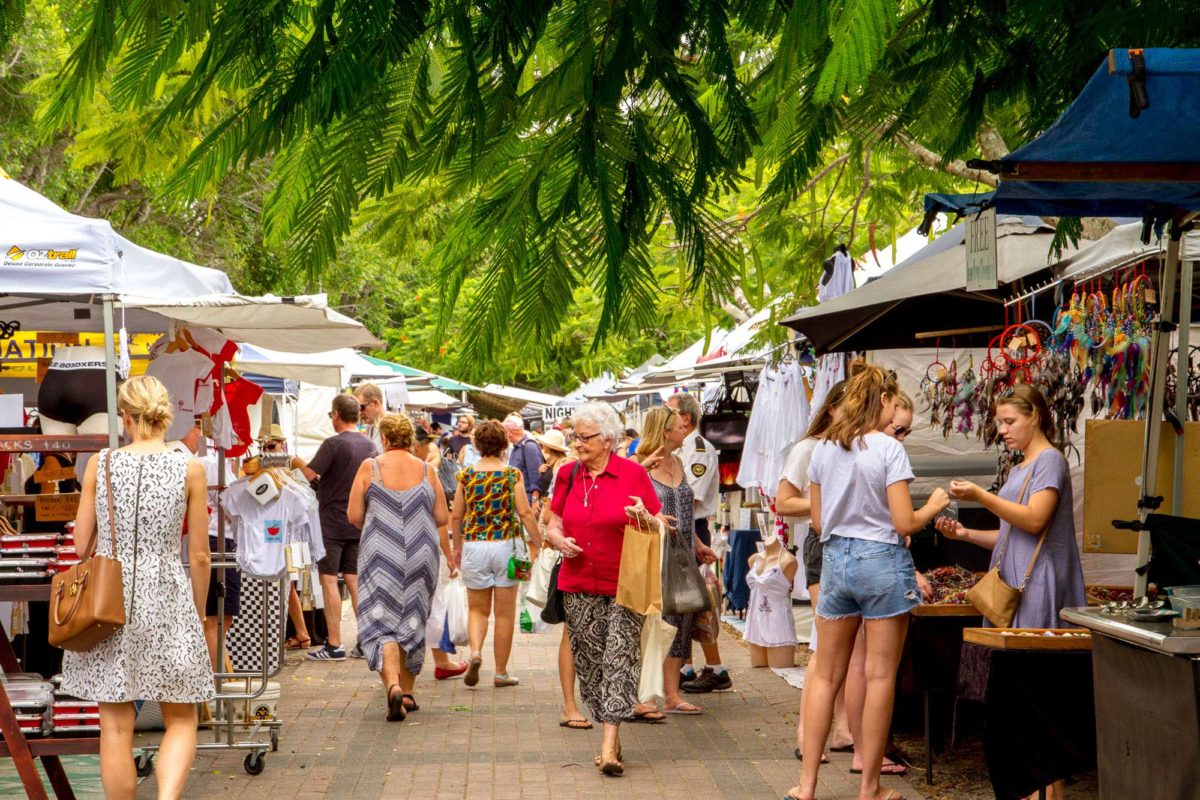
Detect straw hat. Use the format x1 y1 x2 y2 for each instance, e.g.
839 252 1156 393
535 429 570 454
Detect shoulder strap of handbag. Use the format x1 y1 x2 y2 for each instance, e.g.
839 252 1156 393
992 456 1051 590
102 450 117 561
104 451 143 620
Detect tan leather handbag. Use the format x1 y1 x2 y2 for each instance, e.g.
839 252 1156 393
965 465 1050 628
49 452 132 652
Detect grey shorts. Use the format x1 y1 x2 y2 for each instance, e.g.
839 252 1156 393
802 531 824 588
461 539 520 590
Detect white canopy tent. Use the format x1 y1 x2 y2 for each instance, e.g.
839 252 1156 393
1 175 379 444
235 345 396 388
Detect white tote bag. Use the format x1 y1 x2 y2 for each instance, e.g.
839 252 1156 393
525 548 560 608
445 577 470 646
637 614 678 704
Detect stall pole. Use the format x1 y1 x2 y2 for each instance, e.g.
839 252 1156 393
1135 221 1184 595
101 295 119 449
1171 252 1194 512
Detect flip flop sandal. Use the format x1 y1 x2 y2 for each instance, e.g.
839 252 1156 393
284 636 312 650
793 749 829 763
464 656 482 688
626 710 666 723
663 703 703 715
401 694 419 712
829 743 855 753
385 686 406 722
559 719 594 730
849 763 908 776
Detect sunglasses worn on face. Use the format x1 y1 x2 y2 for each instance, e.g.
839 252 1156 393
891 425 910 437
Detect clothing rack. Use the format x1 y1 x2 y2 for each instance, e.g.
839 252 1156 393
0 435 106 800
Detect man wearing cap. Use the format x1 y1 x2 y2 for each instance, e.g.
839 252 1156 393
666 391 732 694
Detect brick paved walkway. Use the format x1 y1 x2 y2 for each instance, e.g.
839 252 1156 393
126 604 925 800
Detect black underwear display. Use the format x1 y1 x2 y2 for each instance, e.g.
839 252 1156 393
37 359 108 426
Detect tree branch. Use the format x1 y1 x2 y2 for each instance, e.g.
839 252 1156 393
847 147 871 247
896 135 998 187
977 124 1009 161
73 162 110 213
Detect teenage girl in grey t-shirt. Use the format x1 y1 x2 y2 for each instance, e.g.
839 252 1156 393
937 385 1085 628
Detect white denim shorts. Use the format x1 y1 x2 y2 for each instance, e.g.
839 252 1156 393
461 539 520 590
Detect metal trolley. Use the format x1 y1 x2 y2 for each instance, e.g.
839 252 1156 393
135 563 287 777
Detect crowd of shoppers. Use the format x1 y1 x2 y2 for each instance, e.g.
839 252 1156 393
63 365 1087 798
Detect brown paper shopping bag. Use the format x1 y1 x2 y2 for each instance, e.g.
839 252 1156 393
616 520 662 615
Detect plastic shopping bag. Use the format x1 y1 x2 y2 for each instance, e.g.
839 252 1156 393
637 613 678 704
445 577 469 646
526 548 560 608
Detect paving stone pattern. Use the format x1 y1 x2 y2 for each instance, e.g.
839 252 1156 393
19 606 925 800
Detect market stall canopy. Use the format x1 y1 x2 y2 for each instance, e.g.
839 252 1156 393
780 216 1085 353
135 294 382 352
235 345 392 387
1053 222 1165 282
406 388 465 409
967 49 1200 219
359 354 473 393
1 174 233 299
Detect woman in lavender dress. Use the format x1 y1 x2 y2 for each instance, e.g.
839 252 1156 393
937 384 1085 628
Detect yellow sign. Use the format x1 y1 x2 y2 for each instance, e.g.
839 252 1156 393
0 332 158 379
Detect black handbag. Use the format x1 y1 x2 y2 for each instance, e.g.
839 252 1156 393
540 463 580 626
700 374 753 449
540 558 566 625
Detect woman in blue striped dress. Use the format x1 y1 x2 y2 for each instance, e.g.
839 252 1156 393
348 413 451 721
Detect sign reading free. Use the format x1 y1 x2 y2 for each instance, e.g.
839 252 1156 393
966 207 998 291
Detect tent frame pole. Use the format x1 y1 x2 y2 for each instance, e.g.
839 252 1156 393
1135 218 1187 595
101 295 119 449
1172 253 1194 512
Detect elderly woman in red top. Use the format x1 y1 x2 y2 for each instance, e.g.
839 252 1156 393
544 402 662 777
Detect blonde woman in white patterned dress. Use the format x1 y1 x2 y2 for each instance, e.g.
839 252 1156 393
61 375 214 800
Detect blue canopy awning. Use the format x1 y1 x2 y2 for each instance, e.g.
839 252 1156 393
968 48 1200 220
919 191 996 234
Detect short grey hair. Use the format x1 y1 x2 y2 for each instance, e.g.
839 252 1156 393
502 414 525 431
571 402 624 453
668 392 702 425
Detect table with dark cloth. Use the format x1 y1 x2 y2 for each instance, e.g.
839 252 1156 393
722 528 760 613
955 642 1096 800
900 606 982 784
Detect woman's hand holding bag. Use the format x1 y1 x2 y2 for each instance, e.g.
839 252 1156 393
661 525 712 616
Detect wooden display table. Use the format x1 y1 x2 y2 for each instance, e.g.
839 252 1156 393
0 584 99 800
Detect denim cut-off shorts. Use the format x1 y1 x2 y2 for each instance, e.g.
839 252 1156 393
817 535 920 620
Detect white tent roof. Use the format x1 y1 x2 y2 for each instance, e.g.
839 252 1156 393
406 389 464 409
0 176 380 352
477 383 564 407
1 174 233 298
236 345 392 387
1053 222 1165 282
136 294 383 351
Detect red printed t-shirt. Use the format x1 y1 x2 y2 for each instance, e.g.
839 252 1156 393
550 455 662 597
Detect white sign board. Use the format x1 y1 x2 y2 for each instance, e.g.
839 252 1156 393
966 207 998 291
542 404 580 424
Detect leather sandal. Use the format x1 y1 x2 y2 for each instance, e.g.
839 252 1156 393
401 693 419 712
386 685 406 722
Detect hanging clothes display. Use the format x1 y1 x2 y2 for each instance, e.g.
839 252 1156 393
736 360 811 492
809 352 845 416
817 248 855 303
221 471 322 579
